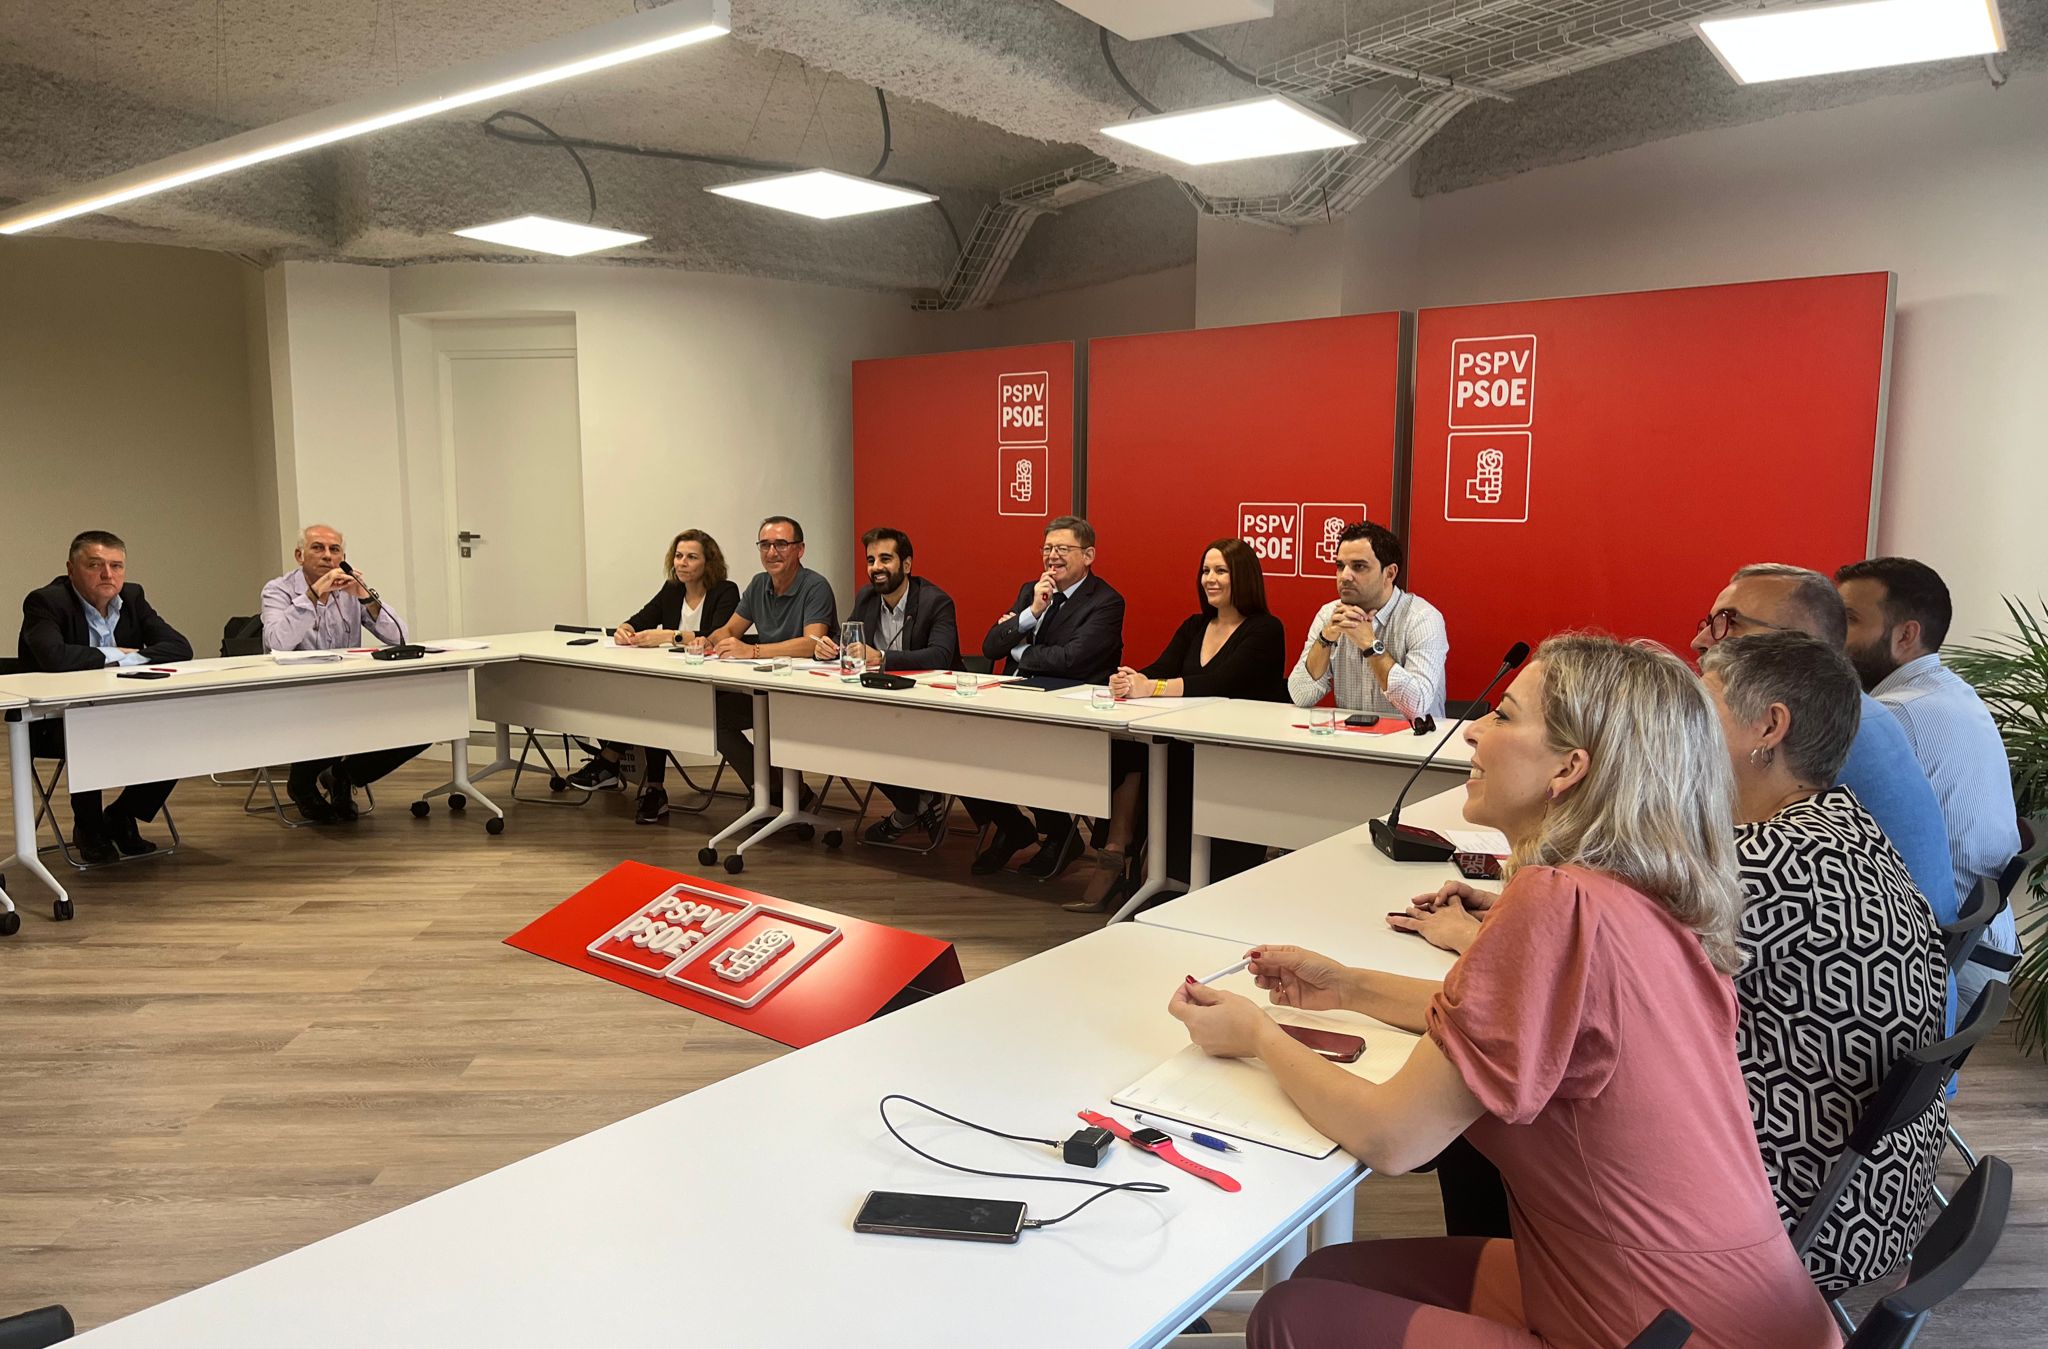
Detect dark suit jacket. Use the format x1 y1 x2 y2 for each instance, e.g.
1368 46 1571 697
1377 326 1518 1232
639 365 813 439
981 573 1124 682
20 577 193 672
848 575 961 672
622 578 740 638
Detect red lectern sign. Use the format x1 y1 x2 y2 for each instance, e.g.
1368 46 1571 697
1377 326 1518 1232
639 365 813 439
507 861 964 1048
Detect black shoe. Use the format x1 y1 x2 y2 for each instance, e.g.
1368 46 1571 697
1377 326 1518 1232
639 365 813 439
913 796 948 849
566 757 625 790
1021 824 1086 882
289 780 337 824
970 822 1037 876
864 811 916 845
104 813 158 857
319 768 359 822
70 828 118 865
635 786 670 825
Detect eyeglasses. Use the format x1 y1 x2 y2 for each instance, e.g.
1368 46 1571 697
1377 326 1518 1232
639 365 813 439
756 540 799 553
1041 544 1086 557
1696 608 1790 642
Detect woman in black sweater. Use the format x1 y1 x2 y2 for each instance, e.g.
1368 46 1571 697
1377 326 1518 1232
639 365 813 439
568 529 740 823
1068 538 1288 911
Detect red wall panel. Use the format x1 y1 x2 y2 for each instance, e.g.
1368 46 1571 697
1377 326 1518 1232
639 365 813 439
852 343 1076 653
1087 314 1405 670
1410 274 1891 696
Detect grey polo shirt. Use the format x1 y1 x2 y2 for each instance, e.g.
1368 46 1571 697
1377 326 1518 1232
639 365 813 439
736 567 837 644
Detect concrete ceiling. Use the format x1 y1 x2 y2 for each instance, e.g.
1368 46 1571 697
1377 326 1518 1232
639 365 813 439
0 0 2038 304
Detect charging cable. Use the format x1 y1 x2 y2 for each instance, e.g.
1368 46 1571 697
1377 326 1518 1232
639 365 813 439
877 1094 1167 1229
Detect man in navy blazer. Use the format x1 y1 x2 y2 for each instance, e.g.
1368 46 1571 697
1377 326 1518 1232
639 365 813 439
18 530 193 862
963 515 1124 881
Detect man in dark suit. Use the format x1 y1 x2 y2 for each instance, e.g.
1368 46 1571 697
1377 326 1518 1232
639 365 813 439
963 515 1125 880
19 530 194 863
820 527 962 847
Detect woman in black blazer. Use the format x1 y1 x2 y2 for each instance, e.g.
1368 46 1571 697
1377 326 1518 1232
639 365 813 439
568 529 740 823
1068 538 1288 911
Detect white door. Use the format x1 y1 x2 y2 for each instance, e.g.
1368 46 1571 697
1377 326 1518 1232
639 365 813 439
444 350 588 636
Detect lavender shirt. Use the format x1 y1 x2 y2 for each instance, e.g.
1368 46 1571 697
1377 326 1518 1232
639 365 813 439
260 568 406 652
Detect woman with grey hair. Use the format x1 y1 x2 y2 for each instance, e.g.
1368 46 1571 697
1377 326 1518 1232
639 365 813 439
1701 630 1946 1297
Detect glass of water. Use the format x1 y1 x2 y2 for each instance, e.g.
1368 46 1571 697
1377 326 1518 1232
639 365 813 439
954 670 981 698
771 657 793 677
839 621 866 679
681 649 706 666
1089 684 1116 711
1309 704 1338 735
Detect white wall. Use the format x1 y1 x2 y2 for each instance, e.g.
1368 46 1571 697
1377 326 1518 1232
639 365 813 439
0 237 270 652
1193 71 2048 647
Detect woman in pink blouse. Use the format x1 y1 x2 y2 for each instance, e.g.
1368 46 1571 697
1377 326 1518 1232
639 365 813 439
1169 635 1837 1349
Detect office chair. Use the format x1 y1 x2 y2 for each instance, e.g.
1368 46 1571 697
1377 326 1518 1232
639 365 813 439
1936 835 2030 1198
1842 1157 2012 1348
0 1304 72 1349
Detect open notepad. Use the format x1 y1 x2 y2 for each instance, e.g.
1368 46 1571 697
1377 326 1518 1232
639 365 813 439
1114 1009 1420 1159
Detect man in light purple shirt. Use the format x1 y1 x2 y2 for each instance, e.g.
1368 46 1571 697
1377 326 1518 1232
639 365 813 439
259 524 424 824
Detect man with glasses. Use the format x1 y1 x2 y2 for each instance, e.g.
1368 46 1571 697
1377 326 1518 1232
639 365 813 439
962 515 1125 880
1691 564 1952 927
697 516 837 805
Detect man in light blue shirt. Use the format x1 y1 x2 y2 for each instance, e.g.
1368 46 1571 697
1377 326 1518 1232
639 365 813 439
1839 558 2023 1020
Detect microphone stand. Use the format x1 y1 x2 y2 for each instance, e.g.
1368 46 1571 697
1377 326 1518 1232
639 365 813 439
1369 643 1530 862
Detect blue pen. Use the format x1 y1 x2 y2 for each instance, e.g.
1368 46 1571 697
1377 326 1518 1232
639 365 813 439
1135 1112 1241 1154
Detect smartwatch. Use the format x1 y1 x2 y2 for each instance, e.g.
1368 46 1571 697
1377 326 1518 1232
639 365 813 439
1077 1111 1241 1193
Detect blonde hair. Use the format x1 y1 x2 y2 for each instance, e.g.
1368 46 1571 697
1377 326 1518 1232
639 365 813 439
1516 633 1744 975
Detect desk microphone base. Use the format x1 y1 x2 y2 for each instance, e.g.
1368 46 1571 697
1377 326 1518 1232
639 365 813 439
1370 817 1457 863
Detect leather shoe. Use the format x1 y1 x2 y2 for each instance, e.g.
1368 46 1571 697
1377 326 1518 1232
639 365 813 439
319 768 359 822
970 822 1036 876
289 780 337 824
70 828 118 866
104 813 158 857
1021 823 1085 882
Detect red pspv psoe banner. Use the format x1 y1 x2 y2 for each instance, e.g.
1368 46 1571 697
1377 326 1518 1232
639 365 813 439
1409 274 1893 696
1087 314 1404 668
852 343 1076 650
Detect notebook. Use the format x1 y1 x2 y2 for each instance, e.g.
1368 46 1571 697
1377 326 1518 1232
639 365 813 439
1113 1008 1421 1159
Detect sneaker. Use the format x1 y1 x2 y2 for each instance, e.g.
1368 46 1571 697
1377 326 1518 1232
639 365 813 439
288 780 337 824
635 786 670 826
319 768 359 822
912 797 949 849
864 810 917 845
566 757 624 790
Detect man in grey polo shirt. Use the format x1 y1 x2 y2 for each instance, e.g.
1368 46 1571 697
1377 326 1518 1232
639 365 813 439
696 515 837 805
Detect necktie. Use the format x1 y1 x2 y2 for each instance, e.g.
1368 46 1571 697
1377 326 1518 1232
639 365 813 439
1038 589 1067 639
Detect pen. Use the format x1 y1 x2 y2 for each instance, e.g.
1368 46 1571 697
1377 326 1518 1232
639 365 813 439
1193 957 1252 986
1135 1113 1240 1154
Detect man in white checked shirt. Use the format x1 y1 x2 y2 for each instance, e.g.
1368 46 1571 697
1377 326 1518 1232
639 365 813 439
1288 522 1448 721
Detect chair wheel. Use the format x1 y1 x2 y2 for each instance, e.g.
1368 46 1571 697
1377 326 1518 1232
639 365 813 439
485 817 505 836
548 776 567 793
411 801 431 818
793 823 815 843
448 794 467 812
0 910 19 936
723 855 745 875
823 830 843 849
698 847 718 866
53 898 74 922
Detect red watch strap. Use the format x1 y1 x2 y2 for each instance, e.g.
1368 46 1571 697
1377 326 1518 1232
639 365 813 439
1077 1111 1241 1193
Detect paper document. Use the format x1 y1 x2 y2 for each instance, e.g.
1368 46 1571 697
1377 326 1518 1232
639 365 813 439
1113 1006 1419 1159
272 650 346 665
1441 828 1512 857
426 639 490 651
1054 690 1211 708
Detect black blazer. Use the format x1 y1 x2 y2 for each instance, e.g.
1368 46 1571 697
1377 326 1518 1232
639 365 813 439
20 577 193 671
622 578 740 638
981 573 1124 682
1141 612 1289 702
848 575 961 672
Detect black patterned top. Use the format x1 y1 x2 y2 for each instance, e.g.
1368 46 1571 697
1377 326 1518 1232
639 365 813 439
1735 786 1947 1295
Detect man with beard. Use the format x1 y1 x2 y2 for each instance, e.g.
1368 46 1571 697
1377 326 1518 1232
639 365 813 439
1837 556 2022 1015
819 527 960 846
1288 522 1447 721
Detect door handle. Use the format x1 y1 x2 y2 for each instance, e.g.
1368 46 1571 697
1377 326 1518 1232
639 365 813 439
458 529 484 558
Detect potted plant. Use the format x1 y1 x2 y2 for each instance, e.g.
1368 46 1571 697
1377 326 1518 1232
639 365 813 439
1948 597 2048 1054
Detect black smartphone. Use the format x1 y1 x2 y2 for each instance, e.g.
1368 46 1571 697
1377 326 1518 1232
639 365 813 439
116 670 172 680
853 1191 1026 1244
566 637 599 646
1344 713 1379 727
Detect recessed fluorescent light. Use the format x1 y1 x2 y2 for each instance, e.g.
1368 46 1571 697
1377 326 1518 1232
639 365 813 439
0 0 729 235
1099 95 1361 166
705 169 936 220
453 215 648 257
1696 0 2005 84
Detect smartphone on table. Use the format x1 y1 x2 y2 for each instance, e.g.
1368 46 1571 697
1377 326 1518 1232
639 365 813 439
853 1191 1026 1244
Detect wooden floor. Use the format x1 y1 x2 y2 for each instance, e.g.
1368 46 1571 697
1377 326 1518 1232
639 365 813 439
0 760 2039 1343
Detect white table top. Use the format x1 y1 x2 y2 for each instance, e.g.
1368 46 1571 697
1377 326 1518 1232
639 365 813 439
0 647 517 708
69 924 1373 1349
1125 699 1478 769
1138 786 1480 982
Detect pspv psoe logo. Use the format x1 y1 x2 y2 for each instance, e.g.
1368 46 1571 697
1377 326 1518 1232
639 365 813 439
1237 503 1368 578
586 882 842 1010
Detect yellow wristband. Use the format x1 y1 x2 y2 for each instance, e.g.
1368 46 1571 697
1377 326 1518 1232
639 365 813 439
1154 679 1167 697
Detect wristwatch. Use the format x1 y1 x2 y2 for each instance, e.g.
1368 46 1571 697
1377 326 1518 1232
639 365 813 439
1077 1111 1241 1192
1368 639 1387 657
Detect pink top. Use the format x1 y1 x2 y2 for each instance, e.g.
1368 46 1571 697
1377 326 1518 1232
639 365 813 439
1427 865 1839 1349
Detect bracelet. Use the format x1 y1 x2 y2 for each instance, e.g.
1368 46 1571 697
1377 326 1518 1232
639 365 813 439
1153 680 1167 697
753 644 761 659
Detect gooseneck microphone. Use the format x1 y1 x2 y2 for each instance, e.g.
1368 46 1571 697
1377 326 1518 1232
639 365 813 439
1369 640 1531 863
341 561 427 661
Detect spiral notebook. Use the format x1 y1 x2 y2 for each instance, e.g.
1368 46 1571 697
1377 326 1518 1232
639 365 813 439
1112 1010 1420 1159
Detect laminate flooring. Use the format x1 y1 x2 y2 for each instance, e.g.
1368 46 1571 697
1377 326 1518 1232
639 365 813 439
0 761 2038 1343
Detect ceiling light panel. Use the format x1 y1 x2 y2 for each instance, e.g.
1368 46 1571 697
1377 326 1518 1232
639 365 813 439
1695 0 2005 83
1053 0 1275 40
453 215 648 257
1100 95 1361 166
705 170 936 220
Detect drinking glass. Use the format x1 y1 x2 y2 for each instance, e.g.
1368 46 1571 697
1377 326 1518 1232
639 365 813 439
954 670 981 698
839 621 866 679
771 657 793 677
1309 704 1338 735
1089 685 1116 711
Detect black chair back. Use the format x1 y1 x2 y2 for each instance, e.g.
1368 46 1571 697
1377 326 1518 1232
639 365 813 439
0 657 24 677
0 1303 74 1349
220 614 264 657
1622 1309 1692 1348
1845 1157 2012 1348
1941 876 2002 970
